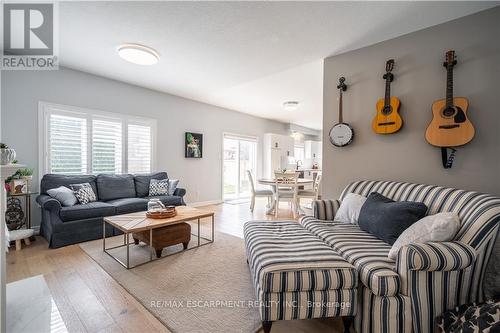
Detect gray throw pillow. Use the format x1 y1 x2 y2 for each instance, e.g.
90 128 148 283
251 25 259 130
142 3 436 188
149 179 169 196
168 179 179 196
70 183 97 205
47 186 78 207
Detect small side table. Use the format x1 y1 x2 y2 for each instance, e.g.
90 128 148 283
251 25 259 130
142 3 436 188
6 192 38 230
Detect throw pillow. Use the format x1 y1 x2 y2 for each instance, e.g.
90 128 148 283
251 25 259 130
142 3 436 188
47 186 78 207
358 192 428 245
388 212 460 260
149 179 169 196
168 179 179 196
70 183 97 205
334 193 367 224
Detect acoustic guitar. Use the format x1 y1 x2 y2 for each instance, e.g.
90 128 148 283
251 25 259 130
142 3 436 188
425 50 475 147
372 59 402 134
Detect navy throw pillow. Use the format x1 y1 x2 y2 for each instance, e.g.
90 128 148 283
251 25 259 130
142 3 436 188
358 192 428 245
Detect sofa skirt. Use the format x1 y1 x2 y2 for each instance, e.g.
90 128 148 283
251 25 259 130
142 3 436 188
355 286 412 333
258 288 357 322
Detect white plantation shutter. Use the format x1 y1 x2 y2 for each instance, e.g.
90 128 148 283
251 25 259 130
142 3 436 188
127 124 151 173
91 119 122 174
41 103 156 175
49 114 88 174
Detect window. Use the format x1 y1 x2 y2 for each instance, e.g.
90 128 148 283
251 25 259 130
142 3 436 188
49 114 87 174
128 124 152 174
294 145 305 163
92 119 122 174
40 102 156 175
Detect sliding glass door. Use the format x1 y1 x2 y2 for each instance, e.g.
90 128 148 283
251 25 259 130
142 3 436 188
223 134 257 200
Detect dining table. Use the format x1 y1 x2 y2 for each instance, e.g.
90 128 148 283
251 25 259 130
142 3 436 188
257 178 314 215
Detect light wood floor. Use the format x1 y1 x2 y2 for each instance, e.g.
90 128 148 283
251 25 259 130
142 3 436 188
7 199 343 333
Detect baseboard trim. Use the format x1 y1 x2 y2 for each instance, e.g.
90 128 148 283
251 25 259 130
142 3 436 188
187 200 223 207
32 226 41 235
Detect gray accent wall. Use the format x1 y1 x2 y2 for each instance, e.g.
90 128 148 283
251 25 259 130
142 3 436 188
322 7 500 199
1 67 289 227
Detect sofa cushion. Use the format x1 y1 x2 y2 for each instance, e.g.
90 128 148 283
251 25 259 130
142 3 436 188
46 186 78 207
134 172 168 197
168 179 179 196
244 220 357 293
358 192 428 245
96 174 136 201
59 202 116 222
70 183 97 205
388 212 460 260
145 195 183 206
106 197 149 214
148 179 169 196
335 193 367 224
41 174 97 196
300 218 400 296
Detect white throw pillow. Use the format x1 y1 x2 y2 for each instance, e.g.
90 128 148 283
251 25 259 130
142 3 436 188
388 212 460 260
168 179 179 196
334 193 367 224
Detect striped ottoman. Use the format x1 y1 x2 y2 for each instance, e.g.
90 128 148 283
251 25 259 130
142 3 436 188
244 220 358 333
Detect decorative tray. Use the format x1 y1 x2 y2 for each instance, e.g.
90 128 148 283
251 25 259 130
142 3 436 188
146 208 177 219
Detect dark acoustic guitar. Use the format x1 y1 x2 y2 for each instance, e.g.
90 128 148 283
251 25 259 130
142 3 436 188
372 59 402 134
425 50 475 147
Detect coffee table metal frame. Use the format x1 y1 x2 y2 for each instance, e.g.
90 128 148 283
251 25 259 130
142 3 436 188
103 209 215 269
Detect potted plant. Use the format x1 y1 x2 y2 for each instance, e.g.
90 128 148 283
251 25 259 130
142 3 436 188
0 143 16 165
17 168 33 179
5 168 34 193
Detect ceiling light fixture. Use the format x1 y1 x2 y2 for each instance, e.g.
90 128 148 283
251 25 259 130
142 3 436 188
283 101 299 111
117 43 160 65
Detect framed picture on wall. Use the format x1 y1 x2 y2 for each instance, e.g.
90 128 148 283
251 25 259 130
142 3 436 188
185 132 203 158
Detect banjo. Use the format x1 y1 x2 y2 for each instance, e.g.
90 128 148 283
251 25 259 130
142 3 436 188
329 77 354 147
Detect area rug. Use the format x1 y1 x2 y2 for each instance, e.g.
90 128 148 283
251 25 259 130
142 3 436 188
79 231 261 333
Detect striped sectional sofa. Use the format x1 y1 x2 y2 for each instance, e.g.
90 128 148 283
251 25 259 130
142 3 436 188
304 180 500 333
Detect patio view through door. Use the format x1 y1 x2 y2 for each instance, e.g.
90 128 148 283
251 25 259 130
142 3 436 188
223 134 257 201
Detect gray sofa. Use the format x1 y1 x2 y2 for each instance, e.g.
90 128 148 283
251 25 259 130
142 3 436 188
36 172 186 248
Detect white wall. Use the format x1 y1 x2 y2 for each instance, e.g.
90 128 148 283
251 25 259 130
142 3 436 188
1 67 290 226
322 7 500 199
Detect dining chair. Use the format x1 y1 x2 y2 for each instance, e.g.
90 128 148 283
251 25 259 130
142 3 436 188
273 171 300 218
296 173 322 214
247 170 273 212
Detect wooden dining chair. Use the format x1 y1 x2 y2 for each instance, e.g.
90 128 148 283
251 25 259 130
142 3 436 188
273 171 300 218
247 170 273 212
296 173 322 214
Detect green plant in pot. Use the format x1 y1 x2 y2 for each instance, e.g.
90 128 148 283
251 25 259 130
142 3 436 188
0 143 17 165
17 168 33 179
5 168 34 193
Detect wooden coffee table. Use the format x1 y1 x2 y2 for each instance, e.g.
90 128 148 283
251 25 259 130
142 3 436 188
103 206 215 269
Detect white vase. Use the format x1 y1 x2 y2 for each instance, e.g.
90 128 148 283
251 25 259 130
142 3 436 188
0 148 16 165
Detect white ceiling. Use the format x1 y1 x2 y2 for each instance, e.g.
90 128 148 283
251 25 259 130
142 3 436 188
59 2 497 130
